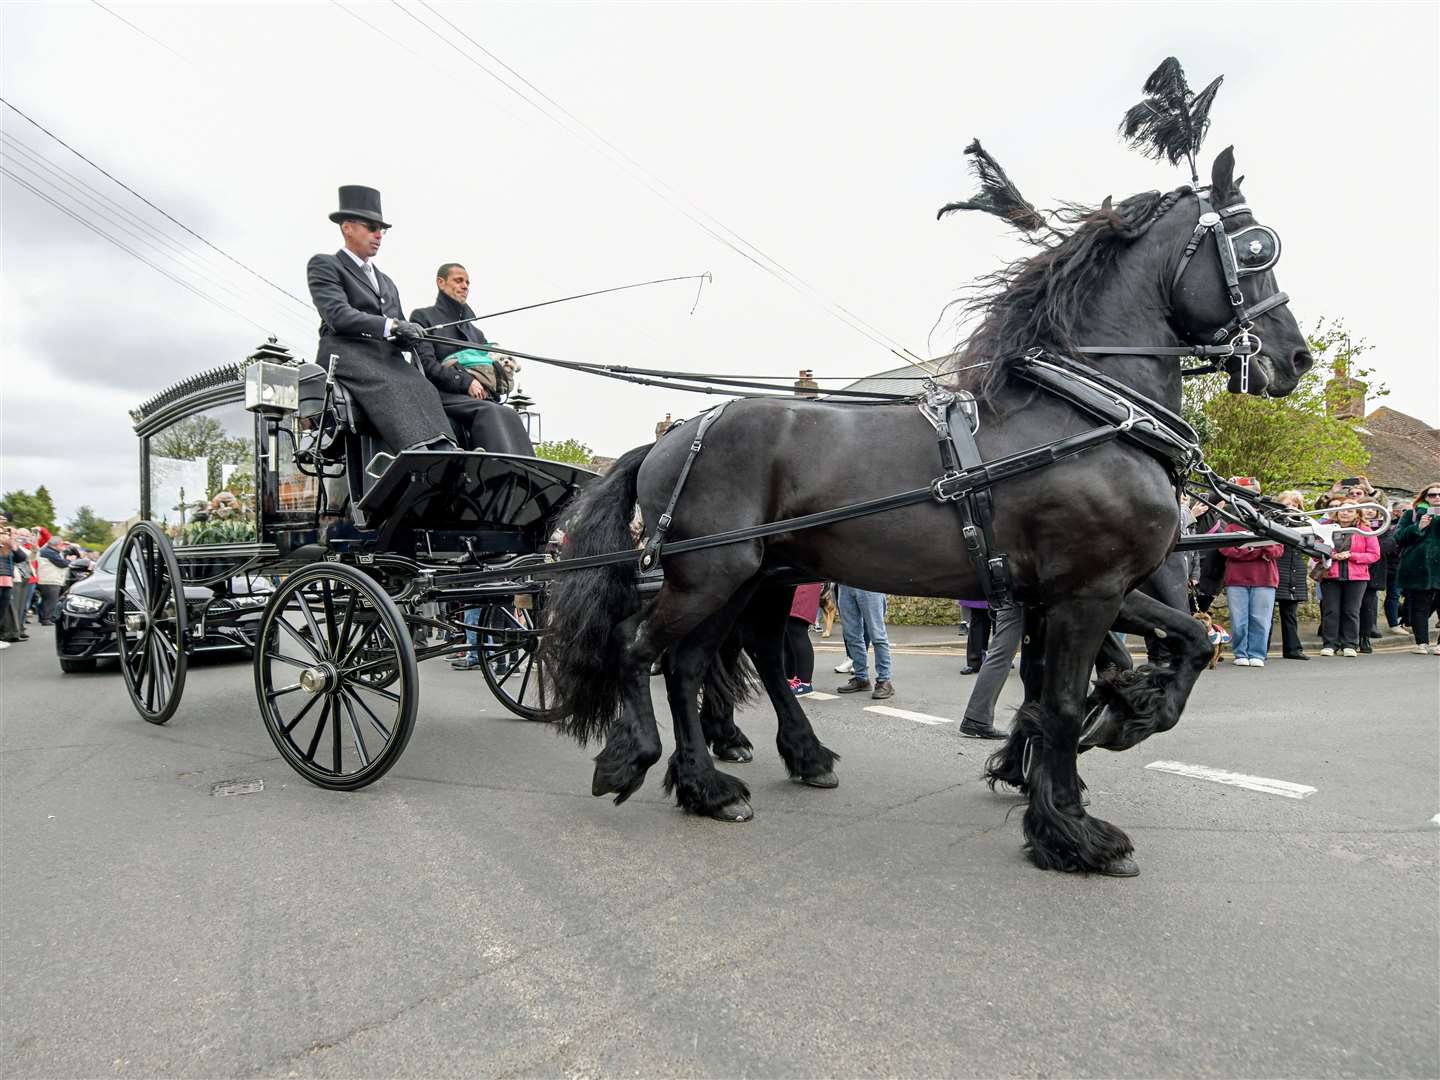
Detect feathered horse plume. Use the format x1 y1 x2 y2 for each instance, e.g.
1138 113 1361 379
1119 57 1223 187
936 139 1046 232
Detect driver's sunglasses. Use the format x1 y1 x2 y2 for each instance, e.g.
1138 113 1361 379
349 219 387 234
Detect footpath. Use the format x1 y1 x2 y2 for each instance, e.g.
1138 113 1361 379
814 623 1422 656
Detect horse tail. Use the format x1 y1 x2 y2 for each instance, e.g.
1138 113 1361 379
542 442 650 745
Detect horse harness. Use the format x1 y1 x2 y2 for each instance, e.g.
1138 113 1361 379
622 189 1300 602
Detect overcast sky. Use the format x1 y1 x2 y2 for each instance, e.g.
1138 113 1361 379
2 1 1437 523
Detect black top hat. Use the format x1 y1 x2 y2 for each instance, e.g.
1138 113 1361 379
329 185 391 229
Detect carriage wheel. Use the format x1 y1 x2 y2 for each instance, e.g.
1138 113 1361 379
477 593 551 722
254 563 418 790
115 522 189 725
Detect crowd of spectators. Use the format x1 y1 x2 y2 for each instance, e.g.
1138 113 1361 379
1190 475 1440 664
0 516 101 650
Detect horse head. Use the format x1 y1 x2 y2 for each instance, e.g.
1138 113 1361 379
1167 147 1313 397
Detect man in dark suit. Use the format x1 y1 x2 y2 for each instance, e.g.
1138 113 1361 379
306 186 454 454
409 262 534 456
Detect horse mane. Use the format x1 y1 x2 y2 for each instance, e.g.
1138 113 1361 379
948 186 1191 396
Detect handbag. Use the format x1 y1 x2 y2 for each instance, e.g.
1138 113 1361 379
1308 559 1328 582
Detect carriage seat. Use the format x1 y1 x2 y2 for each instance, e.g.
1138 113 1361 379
295 362 387 524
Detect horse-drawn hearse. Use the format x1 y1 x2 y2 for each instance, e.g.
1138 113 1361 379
117 340 594 789
113 56 1396 877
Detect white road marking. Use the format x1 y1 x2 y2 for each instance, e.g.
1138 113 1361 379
864 706 954 726
1145 760 1317 799
802 691 838 701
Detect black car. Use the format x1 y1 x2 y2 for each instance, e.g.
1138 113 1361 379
55 540 272 673
62 556 94 593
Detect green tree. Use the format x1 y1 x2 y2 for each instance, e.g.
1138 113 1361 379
1182 318 1384 493
65 505 116 549
0 486 58 530
534 438 594 467
152 416 252 497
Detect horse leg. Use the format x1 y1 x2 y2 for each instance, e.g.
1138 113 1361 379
1022 595 1138 877
661 586 760 820
590 610 666 804
699 633 755 763
737 586 839 787
1080 590 1213 752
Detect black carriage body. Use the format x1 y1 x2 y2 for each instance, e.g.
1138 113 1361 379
116 341 597 774
128 342 593 585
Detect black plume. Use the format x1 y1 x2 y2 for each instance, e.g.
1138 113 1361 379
937 139 1046 232
1119 57 1223 186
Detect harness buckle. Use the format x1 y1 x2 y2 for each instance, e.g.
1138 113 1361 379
932 471 968 502
657 512 673 531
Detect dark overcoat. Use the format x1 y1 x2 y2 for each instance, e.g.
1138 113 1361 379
306 251 451 452
1274 544 1309 603
409 292 533 455
1394 509 1440 591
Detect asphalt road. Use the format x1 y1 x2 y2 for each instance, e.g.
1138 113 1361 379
2 626 1437 1078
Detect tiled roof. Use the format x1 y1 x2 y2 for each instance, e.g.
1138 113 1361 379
1356 407 1440 497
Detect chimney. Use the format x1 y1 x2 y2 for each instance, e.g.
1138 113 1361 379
793 369 819 398
655 413 674 440
1325 356 1367 420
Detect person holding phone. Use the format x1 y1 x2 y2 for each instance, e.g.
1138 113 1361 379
1394 483 1440 654
1314 500 1381 657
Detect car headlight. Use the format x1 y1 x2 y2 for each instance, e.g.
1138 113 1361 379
232 595 269 609
65 595 105 615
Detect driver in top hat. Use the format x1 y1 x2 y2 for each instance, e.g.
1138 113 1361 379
306 185 455 454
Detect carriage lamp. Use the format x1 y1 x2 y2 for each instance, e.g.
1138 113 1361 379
244 361 300 416
508 389 535 411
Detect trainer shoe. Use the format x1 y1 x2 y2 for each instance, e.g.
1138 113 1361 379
1409 644 1430 654
1250 658 1265 667
792 681 813 696
871 680 894 700
1341 647 1358 657
1233 657 1250 666
836 676 871 694
834 657 854 674
1319 647 1336 657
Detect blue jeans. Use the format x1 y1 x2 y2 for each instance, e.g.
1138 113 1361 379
1226 585 1276 661
838 586 891 681
462 604 482 663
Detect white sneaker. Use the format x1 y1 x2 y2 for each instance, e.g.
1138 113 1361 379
1319 647 1335 657
0 641 9 650
1250 658 1265 668
834 657 854 673
1233 657 1250 666
1389 625 1410 636
1341 647 1358 657
1410 644 1430 655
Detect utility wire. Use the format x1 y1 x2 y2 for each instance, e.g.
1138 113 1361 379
1 165 292 341
417 0 926 365
89 0 188 61
420 0 926 364
0 140 316 341
0 97 313 314
389 1 932 371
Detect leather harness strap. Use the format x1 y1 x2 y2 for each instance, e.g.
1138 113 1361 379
640 401 731 571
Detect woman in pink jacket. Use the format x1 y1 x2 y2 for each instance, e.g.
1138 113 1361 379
1315 500 1381 657
1219 523 1285 667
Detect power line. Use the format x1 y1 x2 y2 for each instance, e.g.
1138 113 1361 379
89 0 188 62
1 165 294 342
388 1 931 370
0 96 313 314
0 138 316 341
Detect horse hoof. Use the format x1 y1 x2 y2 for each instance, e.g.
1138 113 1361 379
799 770 839 788
1098 856 1139 878
711 798 753 823
713 745 753 763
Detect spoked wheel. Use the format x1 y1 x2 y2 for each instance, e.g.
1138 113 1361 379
476 593 551 722
115 522 188 725
254 563 418 790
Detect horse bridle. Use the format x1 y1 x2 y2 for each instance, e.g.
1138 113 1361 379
1075 189 1291 391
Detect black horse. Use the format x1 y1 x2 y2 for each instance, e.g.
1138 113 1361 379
543 148 1310 875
